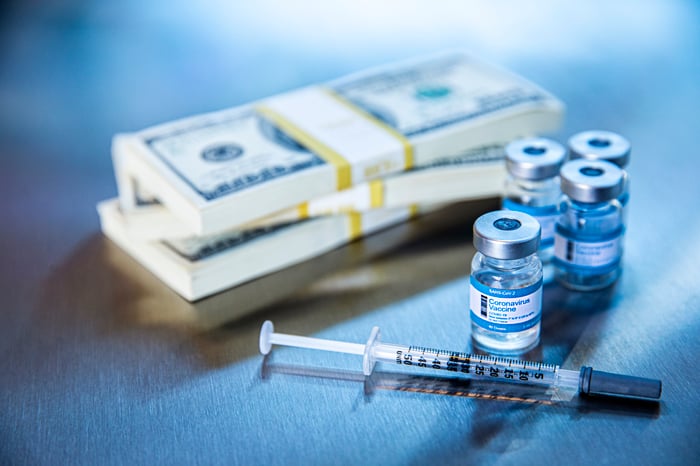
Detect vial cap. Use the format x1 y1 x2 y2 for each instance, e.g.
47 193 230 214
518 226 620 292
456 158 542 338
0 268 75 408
473 210 541 260
505 137 566 180
568 130 631 168
560 159 624 203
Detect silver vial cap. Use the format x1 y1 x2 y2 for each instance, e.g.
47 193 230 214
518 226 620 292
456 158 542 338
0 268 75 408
560 159 624 203
473 210 541 260
568 130 631 168
505 137 566 180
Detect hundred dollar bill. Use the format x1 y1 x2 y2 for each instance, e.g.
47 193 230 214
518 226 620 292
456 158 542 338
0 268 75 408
121 145 507 240
112 52 563 235
98 198 431 301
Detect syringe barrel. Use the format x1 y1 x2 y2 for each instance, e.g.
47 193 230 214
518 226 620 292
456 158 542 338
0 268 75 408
370 343 561 388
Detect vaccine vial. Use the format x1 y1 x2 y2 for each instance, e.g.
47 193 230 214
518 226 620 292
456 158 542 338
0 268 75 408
568 130 631 222
470 210 542 354
502 137 566 280
553 159 625 291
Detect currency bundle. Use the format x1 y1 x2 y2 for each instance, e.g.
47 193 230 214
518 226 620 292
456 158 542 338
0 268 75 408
99 52 564 301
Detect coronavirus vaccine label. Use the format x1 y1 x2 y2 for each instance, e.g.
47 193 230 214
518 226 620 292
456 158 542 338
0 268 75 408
469 277 542 333
553 233 622 268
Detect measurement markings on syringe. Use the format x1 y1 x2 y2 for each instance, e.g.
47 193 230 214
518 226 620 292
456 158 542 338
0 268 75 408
395 347 554 383
260 321 664 402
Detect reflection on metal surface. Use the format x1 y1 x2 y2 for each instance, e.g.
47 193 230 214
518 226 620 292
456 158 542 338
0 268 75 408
261 320 662 402
261 357 661 417
369 372 562 405
261 356 565 405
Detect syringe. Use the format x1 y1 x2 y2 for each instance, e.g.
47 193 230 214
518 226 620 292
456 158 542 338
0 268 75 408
259 321 662 401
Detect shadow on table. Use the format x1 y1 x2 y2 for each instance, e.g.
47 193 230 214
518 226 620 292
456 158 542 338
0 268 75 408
33 199 498 379
34 197 627 395
538 278 621 365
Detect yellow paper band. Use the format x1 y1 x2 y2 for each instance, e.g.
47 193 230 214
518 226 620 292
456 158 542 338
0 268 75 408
348 212 363 240
369 180 384 208
323 88 414 170
297 202 309 219
256 105 352 190
409 204 420 219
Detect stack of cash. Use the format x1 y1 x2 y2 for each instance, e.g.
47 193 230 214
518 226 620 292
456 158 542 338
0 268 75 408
98 52 564 301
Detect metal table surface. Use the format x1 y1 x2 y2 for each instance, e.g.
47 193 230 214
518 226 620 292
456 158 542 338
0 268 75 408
1 2 699 465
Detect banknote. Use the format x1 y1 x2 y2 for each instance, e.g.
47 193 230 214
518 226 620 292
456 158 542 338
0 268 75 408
112 52 563 235
98 199 430 300
120 144 507 240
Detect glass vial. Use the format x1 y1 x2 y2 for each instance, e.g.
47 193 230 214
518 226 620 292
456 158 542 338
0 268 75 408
502 137 566 282
553 159 625 291
470 210 543 354
568 130 631 223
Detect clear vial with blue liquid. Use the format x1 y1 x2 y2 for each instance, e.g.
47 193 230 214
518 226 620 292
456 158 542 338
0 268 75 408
568 130 631 223
554 159 625 291
470 210 542 354
502 137 566 282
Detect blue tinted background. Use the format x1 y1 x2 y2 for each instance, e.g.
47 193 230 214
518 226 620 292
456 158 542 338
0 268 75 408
1 1 699 465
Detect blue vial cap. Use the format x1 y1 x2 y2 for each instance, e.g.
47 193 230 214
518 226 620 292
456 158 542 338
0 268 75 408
568 130 631 168
560 159 624 203
473 210 541 260
506 137 566 180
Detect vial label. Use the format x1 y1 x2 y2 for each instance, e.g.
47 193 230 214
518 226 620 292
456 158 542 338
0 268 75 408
469 277 542 333
553 231 622 268
502 199 557 247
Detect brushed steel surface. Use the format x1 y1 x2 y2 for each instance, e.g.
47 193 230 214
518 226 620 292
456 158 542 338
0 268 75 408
1 2 699 465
